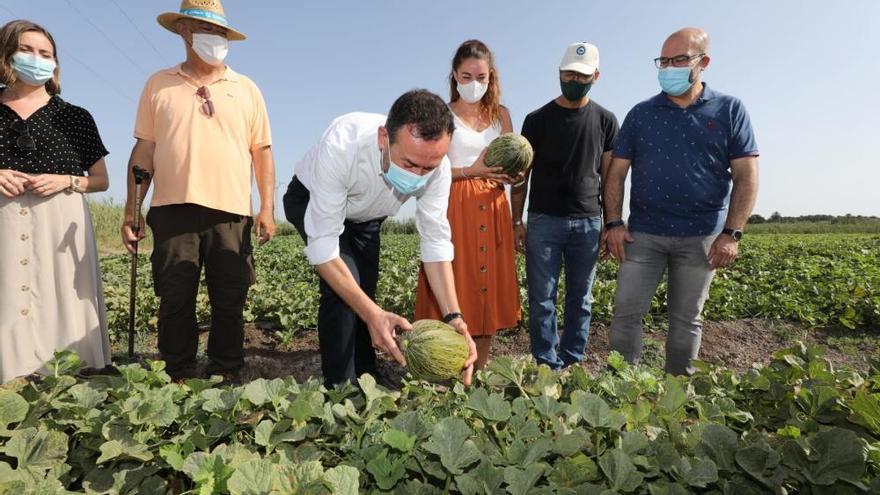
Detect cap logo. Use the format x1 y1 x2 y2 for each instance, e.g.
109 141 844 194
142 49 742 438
576 46 586 56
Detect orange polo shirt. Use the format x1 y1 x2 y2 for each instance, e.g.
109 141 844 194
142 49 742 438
134 64 272 216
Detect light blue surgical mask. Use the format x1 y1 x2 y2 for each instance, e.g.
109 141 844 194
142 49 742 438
11 52 56 86
381 136 433 195
657 66 695 96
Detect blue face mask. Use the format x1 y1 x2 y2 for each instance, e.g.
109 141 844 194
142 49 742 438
657 66 695 96
11 52 56 86
381 136 433 195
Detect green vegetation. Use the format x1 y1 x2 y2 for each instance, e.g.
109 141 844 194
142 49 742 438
3 344 880 493
747 222 880 234
87 199 152 254
98 233 880 348
1 201 874 493
747 213 880 234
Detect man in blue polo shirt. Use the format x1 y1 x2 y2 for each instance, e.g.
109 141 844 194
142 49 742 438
603 27 759 375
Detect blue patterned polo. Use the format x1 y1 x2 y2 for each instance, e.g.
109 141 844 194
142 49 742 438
613 84 758 236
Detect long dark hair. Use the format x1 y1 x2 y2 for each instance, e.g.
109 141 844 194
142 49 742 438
449 39 501 125
0 20 61 95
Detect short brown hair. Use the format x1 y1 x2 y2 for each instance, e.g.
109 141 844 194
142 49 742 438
0 20 61 95
386 89 455 145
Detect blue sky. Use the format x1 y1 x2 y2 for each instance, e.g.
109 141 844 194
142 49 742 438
2 1 878 219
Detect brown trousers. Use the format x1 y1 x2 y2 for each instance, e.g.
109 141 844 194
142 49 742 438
147 203 255 377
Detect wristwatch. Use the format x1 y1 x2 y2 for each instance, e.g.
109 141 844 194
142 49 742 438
604 219 625 230
721 228 743 241
68 175 84 193
442 312 464 324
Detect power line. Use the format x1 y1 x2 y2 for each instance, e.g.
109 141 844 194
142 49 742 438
108 0 172 66
62 0 151 76
63 51 135 104
0 3 135 104
0 5 18 18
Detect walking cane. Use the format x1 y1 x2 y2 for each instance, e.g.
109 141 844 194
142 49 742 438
128 166 151 359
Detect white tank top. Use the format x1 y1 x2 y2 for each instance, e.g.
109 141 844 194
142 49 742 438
447 111 502 169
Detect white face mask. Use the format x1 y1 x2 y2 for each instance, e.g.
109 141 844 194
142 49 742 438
191 33 228 66
457 80 488 103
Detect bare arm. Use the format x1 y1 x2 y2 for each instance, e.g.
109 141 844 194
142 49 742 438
603 157 634 262
511 168 530 253
422 261 463 318
708 156 759 268
598 150 613 199
602 156 630 223
82 158 110 192
723 156 759 229
121 139 155 253
251 145 276 244
422 260 477 385
510 171 529 222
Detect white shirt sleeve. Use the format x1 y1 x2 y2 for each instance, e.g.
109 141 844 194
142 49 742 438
414 158 454 262
303 121 357 266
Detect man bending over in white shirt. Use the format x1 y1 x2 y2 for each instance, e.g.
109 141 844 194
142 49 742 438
283 89 477 387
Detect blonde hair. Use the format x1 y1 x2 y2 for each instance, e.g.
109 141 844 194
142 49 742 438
0 20 61 95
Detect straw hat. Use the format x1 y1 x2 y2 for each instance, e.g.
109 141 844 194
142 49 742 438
157 0 246 41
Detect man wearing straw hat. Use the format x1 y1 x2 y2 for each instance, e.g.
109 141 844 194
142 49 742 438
121 0 276 381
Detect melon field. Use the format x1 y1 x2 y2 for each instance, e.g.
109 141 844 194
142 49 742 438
96 233 880 344
2 232 880 493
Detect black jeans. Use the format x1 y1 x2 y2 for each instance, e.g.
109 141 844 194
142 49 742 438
283 176 384 386
147 204 255 378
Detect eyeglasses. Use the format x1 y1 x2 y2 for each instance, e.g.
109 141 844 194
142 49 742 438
9 119 36 151
654 53 705 69
196 86 214 117
560 71 594 84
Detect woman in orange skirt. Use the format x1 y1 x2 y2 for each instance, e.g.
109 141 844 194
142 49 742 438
414 40 521 370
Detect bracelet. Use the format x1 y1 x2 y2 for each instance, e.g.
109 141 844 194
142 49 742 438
442 312 464 324
513 219 523 226
604 219 625 230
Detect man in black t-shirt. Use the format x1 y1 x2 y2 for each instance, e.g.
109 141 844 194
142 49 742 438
511 42 619 370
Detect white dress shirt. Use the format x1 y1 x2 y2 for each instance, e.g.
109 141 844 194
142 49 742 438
294 112 454 266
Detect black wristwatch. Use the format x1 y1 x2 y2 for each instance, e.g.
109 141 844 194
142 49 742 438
604 219 625 230
721 228 743 241
442 312 464 324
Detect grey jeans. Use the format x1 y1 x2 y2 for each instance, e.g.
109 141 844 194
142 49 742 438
609 232 716 375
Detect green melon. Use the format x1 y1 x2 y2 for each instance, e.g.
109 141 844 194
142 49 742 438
400 320 469 382
484 133 534 177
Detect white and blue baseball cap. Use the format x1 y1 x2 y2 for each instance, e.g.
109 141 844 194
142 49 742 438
559 42 599 75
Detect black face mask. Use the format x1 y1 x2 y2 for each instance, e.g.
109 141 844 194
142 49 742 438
560 79 592 102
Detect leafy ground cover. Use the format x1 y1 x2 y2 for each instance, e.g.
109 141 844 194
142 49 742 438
100 234 880 349
7 210 877 493
2 344 880 494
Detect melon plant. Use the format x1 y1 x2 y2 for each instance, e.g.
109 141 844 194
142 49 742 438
400 319 469 382
484 133 534 177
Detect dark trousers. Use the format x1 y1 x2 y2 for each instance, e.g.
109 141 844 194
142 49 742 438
147 203 255 377
283 176 383 386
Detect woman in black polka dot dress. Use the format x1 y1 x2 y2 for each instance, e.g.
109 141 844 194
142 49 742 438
0 20 111 383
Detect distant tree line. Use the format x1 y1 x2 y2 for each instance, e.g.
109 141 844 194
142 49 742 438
278 215 879 238
749 213 880 224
